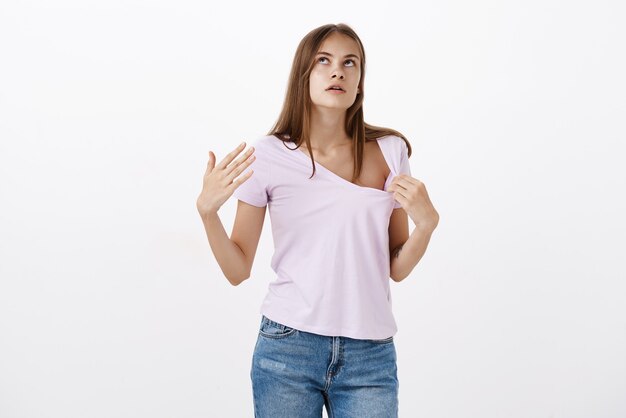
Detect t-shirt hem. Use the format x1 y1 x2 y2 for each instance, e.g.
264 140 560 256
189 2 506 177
234 195 266 207
260 308 397 340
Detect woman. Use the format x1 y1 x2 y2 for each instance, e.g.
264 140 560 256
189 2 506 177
196 23 439 418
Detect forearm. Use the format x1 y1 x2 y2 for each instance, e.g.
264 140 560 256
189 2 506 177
390 224 436 282
200 211 249 286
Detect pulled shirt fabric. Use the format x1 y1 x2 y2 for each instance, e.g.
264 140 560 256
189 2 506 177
233 134 412 339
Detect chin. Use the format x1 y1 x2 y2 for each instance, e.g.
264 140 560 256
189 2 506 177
312 99 356 110
317 104 351 112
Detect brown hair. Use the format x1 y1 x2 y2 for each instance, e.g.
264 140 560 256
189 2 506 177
266 23 412 181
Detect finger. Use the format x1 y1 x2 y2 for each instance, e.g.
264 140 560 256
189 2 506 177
396 175 421 190
215 141 247 170
393 174 416 185
204 151 215 176
226 151 256 181
390 176 411 191
228 168 254 191
393 189 408 204
225 146 255 177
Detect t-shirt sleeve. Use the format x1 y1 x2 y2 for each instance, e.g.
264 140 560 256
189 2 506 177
393 138 412 209
232 138 270 207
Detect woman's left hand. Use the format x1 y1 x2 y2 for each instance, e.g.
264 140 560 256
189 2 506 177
388 174 440 231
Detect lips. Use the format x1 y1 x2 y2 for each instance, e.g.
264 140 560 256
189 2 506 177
326 85 345 91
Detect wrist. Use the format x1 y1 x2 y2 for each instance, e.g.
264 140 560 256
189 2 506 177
200 208 219 222
412 219 438 234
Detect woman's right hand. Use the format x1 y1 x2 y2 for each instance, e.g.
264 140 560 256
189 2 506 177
196 141 256 217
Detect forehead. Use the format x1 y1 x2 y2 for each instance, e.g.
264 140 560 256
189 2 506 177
317 33 360 57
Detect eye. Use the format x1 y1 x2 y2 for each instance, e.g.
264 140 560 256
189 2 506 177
317 57 357 67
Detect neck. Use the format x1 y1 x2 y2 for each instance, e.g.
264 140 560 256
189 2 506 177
308 106 351 153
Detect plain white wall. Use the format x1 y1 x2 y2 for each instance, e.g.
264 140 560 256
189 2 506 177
1 0 624 417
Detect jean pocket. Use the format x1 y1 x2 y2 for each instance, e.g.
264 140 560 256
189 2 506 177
367 336 394 344
259 315 297 339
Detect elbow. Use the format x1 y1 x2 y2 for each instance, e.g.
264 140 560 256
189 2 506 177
227 273 250 287
227 270 250 286
229 277 247 287
225 262 252 287
390 271 407 283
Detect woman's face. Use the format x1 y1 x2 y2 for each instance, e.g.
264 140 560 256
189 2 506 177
308 32 362 112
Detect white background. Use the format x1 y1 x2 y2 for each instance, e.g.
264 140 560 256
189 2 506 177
1 0 624 417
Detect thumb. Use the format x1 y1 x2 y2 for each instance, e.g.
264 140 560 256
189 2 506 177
207 151 215 170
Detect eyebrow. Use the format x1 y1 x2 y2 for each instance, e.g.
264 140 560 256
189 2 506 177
316 51 360 61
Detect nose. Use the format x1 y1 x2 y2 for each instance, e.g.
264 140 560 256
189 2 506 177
331 65 344 79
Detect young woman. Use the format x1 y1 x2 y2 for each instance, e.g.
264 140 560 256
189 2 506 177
196 23 439 417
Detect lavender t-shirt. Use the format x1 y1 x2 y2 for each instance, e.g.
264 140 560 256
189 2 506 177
233 134 412 339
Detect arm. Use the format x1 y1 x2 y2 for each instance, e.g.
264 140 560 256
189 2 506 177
390 221 436 282
199 211 249 286
199 200 266 286
388 174 439 282
196 141 267 286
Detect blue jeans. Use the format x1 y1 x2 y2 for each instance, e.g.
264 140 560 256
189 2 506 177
251 315 399 417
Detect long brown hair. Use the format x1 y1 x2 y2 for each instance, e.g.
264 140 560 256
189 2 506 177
267 23 412 181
